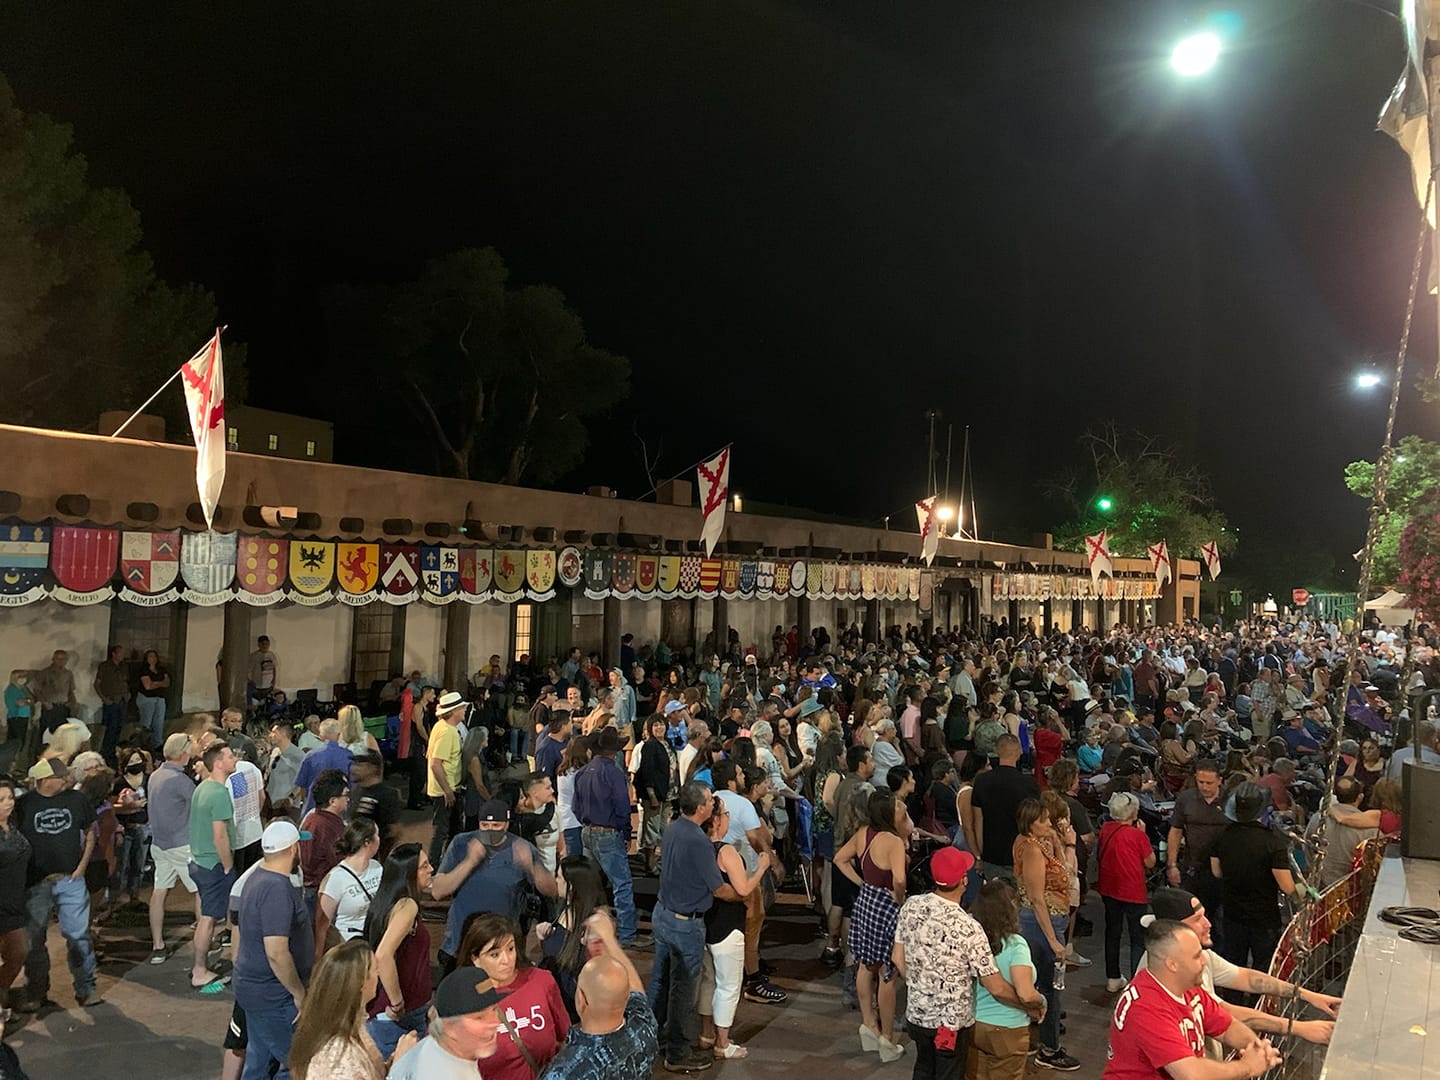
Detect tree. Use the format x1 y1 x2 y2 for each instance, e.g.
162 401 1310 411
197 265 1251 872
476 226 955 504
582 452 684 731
0 75 242 435
326 248 629 485
1048 424 1233 561
1343 434 1440 588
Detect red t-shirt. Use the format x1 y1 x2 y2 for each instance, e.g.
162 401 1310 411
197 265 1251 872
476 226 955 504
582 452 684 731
1256 772 1291 811
1103 967 1232 1079
1033 728 1064 786
482 966 572 1080
1097 820 1154 904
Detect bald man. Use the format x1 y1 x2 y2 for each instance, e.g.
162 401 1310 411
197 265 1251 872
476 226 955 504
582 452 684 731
542 911 660 1078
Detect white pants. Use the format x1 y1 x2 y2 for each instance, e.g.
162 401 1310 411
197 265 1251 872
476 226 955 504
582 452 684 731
698 928 745 1028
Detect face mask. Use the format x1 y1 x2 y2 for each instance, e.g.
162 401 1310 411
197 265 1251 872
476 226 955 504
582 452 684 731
480 828 508 848
125 765 145 776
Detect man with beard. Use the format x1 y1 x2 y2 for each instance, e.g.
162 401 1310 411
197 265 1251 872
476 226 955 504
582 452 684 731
429 799 560 977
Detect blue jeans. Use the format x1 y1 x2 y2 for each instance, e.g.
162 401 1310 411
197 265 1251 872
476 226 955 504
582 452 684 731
25 876 97 1000
114 821 152 898
241 999 299 1080
563 826 583 859
1019 907 1067 1052
583 826 637 942
100 700 126 759
366 1005 430 1060
137 695 167 748
648 903 706 1062
507 727 526 760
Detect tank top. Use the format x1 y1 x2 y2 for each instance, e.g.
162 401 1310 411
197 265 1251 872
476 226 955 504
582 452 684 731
859 828 894 889
368 904 433 1017
1013 833 1069 915
705 843 746 944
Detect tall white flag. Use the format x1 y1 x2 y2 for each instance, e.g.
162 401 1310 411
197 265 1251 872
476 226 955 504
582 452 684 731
1147 539 1171 588
697 446 730 557
180 330 226 529
1085 529 1114 584
1200 540 1222 581
916 496 940 566
1379 1 1433 233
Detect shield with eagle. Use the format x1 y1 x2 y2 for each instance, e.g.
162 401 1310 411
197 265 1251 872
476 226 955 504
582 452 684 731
289 541 336 596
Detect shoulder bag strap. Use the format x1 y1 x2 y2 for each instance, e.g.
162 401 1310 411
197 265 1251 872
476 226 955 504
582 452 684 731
340 863 373 901
500 1012 541 1077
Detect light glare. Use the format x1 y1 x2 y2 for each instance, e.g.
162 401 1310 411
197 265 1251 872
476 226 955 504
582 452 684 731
1171 32 1221 77
1355 372 1384 389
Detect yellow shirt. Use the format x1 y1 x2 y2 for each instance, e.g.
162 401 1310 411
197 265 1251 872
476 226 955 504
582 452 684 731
426 720 462 796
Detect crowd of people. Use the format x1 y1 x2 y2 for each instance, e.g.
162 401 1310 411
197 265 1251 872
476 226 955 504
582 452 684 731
0 610 1427 1079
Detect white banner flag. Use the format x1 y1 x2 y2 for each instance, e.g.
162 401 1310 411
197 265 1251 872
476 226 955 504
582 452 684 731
1147 539 1172 587
1085 529 1114 584
916 496 940 566
180 330 226 529
697 446 730 557
1201 540 1221 581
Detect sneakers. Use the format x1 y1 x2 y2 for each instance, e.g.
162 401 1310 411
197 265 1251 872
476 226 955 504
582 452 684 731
1036 1047 1081 1071
663 1054 714 1073
743 979 787 1004
1106 977 1127 993
77 989 104 1008
1064 947 1091 968
624 934 655 949
820 945 843 969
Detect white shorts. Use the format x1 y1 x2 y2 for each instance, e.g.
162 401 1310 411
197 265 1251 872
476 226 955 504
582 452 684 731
153 844 197 892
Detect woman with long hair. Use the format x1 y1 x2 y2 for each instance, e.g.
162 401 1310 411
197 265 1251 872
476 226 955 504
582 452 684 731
460 913 569 1080
316 816 383 957
971 880 1043 1080
136 649 170 752
555 733 593 859
1013 798 1079 1071
362 843 435 1060
0 777 31 1019
537 853 608 1020
338 704 379 755
834 789 908 1063
698 796 770 1060
289 938 385 1080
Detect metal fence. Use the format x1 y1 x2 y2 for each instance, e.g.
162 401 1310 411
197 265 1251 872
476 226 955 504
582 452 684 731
1255 837 1389 1080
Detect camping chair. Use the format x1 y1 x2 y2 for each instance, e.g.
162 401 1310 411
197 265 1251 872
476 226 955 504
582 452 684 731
793 796 815 905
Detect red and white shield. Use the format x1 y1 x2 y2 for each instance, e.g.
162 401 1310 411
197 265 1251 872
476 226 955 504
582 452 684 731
121 531 180 594
636 556 658 593
50 527 120 592
381 545 421 595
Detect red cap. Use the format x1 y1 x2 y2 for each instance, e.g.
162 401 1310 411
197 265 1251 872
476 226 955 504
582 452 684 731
931 847 976 889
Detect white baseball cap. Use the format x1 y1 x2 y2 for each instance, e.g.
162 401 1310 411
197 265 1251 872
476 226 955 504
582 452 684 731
261 820 311 853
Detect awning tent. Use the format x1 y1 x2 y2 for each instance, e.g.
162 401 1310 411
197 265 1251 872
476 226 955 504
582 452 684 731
1365 589 1416 626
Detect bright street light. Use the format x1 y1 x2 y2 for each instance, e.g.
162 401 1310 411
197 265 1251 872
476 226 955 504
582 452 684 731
935 505 956 522
1171 32 1221 77
1355 371 1384 390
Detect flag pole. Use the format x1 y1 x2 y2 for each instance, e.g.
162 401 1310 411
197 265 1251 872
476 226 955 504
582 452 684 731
108 368 184 439
635 443 731 502
108 325 227 439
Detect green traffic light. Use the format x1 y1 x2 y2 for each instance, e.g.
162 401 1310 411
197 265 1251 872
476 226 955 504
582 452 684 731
1096 496 1114 513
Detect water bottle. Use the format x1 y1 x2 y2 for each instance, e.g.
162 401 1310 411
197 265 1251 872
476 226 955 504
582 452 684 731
1053 957 1066 990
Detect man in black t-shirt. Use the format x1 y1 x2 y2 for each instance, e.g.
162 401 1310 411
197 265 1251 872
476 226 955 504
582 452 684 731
16 757 101 1009
348 750 399 858
970 734 1039 877
1211 783 1295 975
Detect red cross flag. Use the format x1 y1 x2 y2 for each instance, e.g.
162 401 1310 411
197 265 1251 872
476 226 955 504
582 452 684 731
180 330 226 529
697 446 731 557
1147 539 1172 587
1085 530 1114 584
916 497 940 566
1200 540 1221 580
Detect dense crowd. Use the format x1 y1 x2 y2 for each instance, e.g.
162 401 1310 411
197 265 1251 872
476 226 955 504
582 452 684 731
0 610 1431 1079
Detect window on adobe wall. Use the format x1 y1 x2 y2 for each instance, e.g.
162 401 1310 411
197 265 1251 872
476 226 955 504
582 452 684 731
513 603 533 662
267 433 279 450
227 428 239 449
305 440 316 458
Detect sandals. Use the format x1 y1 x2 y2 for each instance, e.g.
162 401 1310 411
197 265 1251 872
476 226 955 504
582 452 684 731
697 1036 716 1050
714 1043 748 1059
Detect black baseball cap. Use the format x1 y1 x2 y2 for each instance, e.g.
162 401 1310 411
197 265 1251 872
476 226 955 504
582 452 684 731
477 799 510 823
435 970 507 1019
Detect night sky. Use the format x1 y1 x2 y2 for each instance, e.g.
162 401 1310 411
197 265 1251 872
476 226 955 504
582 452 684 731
2 2 1434 560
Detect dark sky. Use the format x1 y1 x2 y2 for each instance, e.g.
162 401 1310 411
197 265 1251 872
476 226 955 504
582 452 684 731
3 1 1434 558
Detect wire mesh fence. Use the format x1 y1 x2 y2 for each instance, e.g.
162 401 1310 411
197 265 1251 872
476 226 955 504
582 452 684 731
1254 836 1389 1080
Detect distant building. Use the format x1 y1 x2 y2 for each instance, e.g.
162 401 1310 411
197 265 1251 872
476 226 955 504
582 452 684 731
225 406 334 462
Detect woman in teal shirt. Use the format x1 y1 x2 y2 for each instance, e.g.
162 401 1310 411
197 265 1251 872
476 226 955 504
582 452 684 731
4 671 31 744
971 880 1042 1080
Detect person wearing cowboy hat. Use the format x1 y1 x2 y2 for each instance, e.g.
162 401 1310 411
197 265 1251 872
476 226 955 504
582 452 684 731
427 691 469 868
573 727 650 947
1209 783 1298 977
